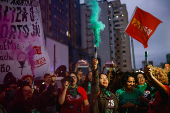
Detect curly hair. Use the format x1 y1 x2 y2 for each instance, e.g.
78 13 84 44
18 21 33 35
149 65 169 84
122 72 136 87
21 75 33 80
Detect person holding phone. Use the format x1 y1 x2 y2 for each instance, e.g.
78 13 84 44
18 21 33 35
58 72 89 113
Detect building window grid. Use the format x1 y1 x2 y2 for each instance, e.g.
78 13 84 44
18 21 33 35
54 4 65 15
123 60 126 63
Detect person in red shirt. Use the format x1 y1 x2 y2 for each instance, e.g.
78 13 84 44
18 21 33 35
145 65 170 113
58 72 89 113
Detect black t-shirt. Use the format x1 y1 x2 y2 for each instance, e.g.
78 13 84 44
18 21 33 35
38 84 56 107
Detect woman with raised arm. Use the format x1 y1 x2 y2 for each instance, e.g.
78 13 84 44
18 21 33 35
58 72 89 113
91 58 119 113
145 65 170 113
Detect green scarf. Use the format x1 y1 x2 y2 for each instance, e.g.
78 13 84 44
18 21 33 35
88 82 91 93
101 88 111 98
137 82 147 92
68 84 78 98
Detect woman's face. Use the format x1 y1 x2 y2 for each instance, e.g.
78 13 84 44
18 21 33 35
88 72 93 82
81 75 86 82
137 74 145 85
100 74 108 88
70 73 77 85
126 77 135 90
22 86 33 99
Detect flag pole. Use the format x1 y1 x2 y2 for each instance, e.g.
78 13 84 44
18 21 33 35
145 51 148 66
131 37 136 72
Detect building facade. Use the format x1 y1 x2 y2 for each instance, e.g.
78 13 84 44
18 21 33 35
68 0 90 72
39 0 69 73
48 0 68 44
111 0 132 72
81 0 132 72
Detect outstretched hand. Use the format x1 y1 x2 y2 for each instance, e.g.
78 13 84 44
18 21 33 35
144 65 153 81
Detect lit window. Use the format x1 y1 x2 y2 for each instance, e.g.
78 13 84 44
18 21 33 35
66 31 68 36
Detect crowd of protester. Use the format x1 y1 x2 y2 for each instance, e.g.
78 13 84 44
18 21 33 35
0 58 170 113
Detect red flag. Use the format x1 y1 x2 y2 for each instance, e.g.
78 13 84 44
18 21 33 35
125 6 162 48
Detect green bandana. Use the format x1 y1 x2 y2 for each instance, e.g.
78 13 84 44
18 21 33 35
137 82 147 92
68 84 78 98
101 88 111 98
88 82 91 93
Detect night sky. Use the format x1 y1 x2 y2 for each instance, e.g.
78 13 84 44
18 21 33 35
80 0 170 69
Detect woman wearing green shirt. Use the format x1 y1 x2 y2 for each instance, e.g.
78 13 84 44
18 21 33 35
115 74 147 113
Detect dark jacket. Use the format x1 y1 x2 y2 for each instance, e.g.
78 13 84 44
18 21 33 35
90 68 119 113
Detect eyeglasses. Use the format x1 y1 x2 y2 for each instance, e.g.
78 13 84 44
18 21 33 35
137 76 144 79
71 76 77 79
100 77 108 80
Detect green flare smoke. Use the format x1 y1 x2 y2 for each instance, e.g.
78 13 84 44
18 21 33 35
85 0 105 47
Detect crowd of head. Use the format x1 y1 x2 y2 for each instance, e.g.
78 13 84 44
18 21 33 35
0 59 170 113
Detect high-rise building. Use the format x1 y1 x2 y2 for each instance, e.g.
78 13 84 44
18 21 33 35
39 0 68 44
39 0 69 73
111 0 132 72
39 0 48 35
48 0 68 44
81 0 132 72
68 0 90 71
39 0 90 73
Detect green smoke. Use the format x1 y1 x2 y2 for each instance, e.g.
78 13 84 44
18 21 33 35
85 0 105 47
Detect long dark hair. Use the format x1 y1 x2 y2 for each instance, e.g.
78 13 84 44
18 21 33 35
99 73 109 89
14 85 31 103
81 71 92 92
